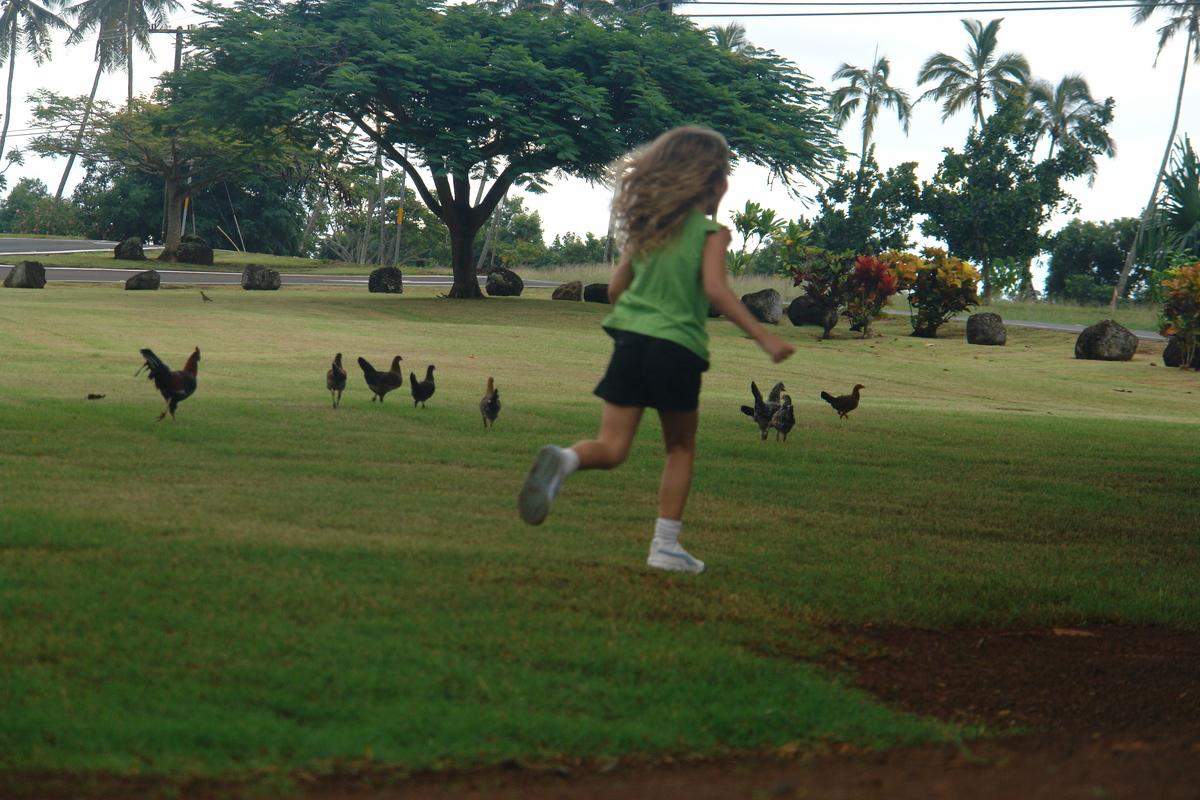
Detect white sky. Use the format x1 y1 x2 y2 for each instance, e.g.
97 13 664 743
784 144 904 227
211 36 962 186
5 0 1198 262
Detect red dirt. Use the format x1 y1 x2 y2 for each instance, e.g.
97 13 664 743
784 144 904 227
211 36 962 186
9 625 1200 799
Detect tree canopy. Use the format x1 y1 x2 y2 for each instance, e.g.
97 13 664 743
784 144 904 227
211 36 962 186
181 0 844 296
918 98 1106 298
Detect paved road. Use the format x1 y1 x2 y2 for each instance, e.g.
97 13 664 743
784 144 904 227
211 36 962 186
1 237 1163 340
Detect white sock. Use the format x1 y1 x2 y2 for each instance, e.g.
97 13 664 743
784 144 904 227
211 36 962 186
654 518 682 546
560 447 581 478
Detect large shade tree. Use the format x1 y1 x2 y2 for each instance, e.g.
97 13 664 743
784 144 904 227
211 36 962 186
30 91 306 259
916 18 1030 127
1112 0 1200 308
181 0 843 298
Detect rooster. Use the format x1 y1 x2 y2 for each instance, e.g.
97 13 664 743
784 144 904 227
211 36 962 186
480 376 501 428
326 353 347 408
770 394 794 442
136 347 200 421
740 381 785 441
358 356 403 402
820 384 864 420
411 364 436 408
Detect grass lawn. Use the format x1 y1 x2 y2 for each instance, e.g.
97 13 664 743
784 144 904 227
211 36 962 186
0 281 1196 783
8 248 396 276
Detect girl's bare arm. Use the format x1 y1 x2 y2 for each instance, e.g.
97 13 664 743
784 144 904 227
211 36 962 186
701 229 795 364
608 254 633 305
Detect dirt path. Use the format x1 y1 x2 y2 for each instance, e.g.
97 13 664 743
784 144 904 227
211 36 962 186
10 626 1199 799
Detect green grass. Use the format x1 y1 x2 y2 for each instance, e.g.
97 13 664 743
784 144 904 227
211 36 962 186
982 299 1162 332
0 283 1196 783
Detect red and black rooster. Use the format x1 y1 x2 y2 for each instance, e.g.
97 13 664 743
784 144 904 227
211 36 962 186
136 347 200 421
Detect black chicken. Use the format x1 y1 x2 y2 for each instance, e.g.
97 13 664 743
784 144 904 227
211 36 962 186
411 364 436 408
326 353 347 408
136 347 200 421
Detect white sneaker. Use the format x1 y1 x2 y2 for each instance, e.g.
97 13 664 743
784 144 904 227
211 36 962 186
647 538 705 573
519 445 566 525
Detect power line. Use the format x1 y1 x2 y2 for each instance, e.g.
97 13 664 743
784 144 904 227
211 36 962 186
688 2 1173 14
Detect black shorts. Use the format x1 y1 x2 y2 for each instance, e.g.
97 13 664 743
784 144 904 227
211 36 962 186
593 329 709 412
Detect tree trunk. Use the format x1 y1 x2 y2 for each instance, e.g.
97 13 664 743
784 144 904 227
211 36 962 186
157 179 186 262
1111 34 1193 311
446 216 487 298
0 29 17 165
56 63 104 201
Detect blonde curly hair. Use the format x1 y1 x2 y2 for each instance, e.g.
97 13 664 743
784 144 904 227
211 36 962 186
610 126 731 257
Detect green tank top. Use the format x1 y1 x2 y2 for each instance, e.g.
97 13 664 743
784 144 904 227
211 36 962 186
602 211 723 362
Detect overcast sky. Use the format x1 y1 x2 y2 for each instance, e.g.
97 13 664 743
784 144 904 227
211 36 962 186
5 0 1197 261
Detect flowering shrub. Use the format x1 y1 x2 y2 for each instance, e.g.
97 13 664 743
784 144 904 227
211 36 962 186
888 247 981 338
844 255 901 338
1159 262 1200 370
13 198 84 237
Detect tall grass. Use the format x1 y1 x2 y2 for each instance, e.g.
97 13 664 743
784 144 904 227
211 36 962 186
0 284 1195 779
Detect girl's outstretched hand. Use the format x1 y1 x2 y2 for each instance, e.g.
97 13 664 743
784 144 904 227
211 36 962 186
759 332 796 363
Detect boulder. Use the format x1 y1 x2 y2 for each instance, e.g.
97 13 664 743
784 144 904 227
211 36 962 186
552 280 583 301
583 283 610 304
124 270 160 291
113 237 147 261
485 266 524 297
1074 320 1139 362
786 297 838 332
3 261 46 289
966 312 1007 346
175 234 214 266
740 288 782 325
707 303 721 319
241 264 282 291
368 266 404 294
1162 337 1200 369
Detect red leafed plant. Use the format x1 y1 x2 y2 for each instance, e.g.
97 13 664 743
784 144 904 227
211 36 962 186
844 255 900 338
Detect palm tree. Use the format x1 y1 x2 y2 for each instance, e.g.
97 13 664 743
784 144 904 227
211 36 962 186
706 22 748 53
1157 135 1200 257
1112 0 1200 308
916 18 1030 127
1026 74 1115 158
0 0 72 168
72 0 181 108
828 54 912 164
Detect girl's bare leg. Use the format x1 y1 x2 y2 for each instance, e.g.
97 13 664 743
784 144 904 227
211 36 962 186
656 408 698 521
571 403 643 470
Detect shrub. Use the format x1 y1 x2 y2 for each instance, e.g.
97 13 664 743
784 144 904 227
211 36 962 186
892 247 981 338
1159 262 1200 370
12 198 83 237
844 255 901 338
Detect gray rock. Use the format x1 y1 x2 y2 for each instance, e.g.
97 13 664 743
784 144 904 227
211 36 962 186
584 283 610 304
175 234 214 266
368 266 404 294
1162 337 1200 369
3 261 46 289
786 297 839 334
114 237 147 261
966 312 1007 346
1074 320 1139 362
485 266 524 297
241 264 281 291
552 280 582 301
124 270 160 290
708 303 721 319
741 288 783 325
